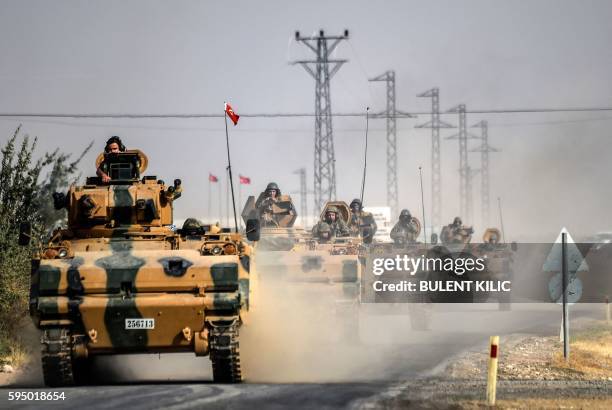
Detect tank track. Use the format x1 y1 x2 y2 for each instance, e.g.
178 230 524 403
41 328 75 387
209 322 242 383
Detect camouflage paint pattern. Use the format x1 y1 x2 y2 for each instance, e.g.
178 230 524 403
30 150 254 359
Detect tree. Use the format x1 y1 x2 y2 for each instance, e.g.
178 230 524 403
0 126 91 337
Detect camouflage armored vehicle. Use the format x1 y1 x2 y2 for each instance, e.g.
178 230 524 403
425 226 515 309
470 228 516 309
242 197 362 284
241 189 304 251
242 197 363 339
22 150 259 386
364 216 432 330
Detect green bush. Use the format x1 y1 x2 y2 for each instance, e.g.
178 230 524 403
0 126 91 340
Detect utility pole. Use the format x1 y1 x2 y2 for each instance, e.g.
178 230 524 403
293 167 309 227
370 70 415 218
446 104 479 223
292 29 349 213
471 120 499 227
416 88 453 230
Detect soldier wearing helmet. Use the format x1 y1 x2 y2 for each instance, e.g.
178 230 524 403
96 136 126 183
311 205 350 243
390 209 419 245
441 216 474 244
181 218 205 238
255 182 289 227
347 198 377 244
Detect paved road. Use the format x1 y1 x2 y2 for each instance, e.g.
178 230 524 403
1 304 600 409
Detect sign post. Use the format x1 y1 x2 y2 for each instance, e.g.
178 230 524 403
543 228 589 361
562 232 569 361
486 336 500 406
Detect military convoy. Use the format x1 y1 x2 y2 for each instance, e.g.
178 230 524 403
242 194 364 339
19 144 517 385
21 150 259 386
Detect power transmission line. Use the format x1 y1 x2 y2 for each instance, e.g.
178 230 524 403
416 88 453 230
471 120 499 227
3 106 612 119
292 29 349 213
370 70 415 217
446 104 480 224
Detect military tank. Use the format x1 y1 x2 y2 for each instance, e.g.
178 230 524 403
242 196 363 339
242 197 362 285
241 189 304 251
21 149 259 386
470 228 516 309
364 217 432 330
425 226 515 309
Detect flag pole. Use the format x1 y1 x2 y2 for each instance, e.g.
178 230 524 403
208 176 211 223
226 169 229 227
224 104 239 233
218 182 222 226
238 181 242 229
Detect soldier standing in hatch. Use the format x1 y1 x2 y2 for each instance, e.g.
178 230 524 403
255 182 285 227
441 216 474 244
390 209 419 245
96 136 126 183
311 206 350 243
347 198 377 243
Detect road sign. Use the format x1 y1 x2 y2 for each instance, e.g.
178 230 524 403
542 227 589 273
548 273 583 304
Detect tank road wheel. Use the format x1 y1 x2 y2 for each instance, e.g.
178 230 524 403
209 322 242 383
41 328 75 387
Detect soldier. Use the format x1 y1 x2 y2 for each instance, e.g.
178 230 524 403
390 209 419 245
347 198 377 243
311 206 350 243
96 136 126 183
181 218 205 238
441 216 474 244
255 182 284 227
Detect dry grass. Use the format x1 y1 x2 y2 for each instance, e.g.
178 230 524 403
6 340 29 368
550 326 612 380
455 398 612 409
0 322 33 371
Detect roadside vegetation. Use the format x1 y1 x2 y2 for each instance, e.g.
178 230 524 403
0 126 91 369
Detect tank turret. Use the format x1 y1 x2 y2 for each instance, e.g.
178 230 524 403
24 148 255 386
54 150 182 233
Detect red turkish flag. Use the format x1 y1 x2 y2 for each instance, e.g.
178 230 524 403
209 173 218 183
224 102 240 125
239 175 251 185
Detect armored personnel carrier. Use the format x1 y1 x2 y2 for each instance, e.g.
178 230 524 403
242 197 362 285
242 197 363 339
22 150 259 386
241 190 304 251
364 217 432 330
470 228 516 309
425 226 515 309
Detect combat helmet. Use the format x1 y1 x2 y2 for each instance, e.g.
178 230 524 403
182 218 204 235
349 198 362 212
325 205 340 221
265 182 281 196
399 209 412 222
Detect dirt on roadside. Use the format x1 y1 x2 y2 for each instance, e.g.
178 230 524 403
372 320 612 409
0 320 42 387
447 323 612 382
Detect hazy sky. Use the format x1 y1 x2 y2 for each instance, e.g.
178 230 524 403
1 0 612 239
